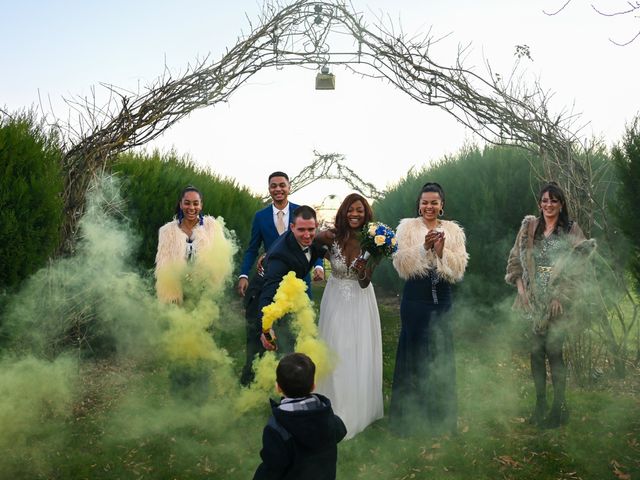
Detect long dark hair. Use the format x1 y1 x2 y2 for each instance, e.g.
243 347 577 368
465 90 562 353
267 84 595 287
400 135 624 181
334 193 373 245
175 185 203 224
415 182 445 216
535 181 571 238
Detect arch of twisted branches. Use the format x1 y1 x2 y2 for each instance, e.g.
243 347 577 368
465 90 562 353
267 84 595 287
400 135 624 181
58 0 588 253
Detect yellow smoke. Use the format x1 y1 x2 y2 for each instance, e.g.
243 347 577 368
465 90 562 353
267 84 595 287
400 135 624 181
156 217 236 305
157 234 331 414
235 273 333 414
191 217 236 299
159 217 238 369
156 260 187 304
261 271 309 331
260 272 333 379
236 352 279 413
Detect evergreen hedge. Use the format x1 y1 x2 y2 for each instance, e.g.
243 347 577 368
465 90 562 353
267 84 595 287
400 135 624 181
112 150 264 270
0 112 64 291
611 116 640 293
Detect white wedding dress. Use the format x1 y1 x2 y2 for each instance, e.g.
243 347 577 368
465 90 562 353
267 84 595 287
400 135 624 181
316 242 383 439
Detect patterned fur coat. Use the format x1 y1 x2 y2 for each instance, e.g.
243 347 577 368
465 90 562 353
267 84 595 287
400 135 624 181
392 217 469 283
505 215 595 333
505 215 587 296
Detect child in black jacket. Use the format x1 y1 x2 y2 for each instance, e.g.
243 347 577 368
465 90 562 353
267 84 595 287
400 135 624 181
253 353 347 480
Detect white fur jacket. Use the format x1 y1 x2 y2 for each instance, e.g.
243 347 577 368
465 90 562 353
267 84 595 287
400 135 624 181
392 217 469 283
155 215 231 303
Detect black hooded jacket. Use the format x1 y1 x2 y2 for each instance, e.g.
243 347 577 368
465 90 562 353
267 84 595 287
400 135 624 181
253 394 347 480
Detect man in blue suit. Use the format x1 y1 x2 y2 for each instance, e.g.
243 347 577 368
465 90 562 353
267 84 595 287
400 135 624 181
238 172 324 384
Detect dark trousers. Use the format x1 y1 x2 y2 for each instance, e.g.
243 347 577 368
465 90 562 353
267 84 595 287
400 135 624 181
240 276 264 385
531 328 566 406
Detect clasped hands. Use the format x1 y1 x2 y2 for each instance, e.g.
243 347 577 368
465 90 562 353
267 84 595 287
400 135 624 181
424 230 445 258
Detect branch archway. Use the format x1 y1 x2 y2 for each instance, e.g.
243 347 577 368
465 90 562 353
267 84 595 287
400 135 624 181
58 0 586 253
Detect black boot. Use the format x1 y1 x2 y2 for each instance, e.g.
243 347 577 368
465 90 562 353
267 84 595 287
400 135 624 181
544 402 569 428
528 397 547 426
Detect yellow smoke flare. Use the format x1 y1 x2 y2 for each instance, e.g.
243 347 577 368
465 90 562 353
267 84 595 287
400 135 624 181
163 308 217 364
160 218 238 367
156 260 187 304
261 271 309 332
191 217 236 297
259 272 333 380
294 307 333 381
235 352 279 413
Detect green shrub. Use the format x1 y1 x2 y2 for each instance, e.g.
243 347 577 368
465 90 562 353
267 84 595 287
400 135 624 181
0 111 64 290
610 116 640 293
112 150 264 270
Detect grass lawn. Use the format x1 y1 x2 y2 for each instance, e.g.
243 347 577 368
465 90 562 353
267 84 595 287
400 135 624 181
4 284 639 480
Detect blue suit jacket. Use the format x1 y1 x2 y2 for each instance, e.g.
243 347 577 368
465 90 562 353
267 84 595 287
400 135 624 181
239 202 300 277
239 202 323 277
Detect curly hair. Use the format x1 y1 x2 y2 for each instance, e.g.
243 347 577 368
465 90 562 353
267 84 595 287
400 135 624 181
333 193 373 245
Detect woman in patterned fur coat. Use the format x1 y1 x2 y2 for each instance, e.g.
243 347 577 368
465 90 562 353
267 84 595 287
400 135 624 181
506 181 593 429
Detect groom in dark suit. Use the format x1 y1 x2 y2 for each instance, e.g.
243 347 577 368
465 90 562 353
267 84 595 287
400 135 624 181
257 205 332 353
238 172 324 384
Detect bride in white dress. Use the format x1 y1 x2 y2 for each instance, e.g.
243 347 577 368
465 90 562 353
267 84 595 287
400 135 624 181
316 193 383 439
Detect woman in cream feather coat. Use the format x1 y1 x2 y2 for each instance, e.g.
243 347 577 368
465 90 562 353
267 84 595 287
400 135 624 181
155 185 232 305
389 182 468 435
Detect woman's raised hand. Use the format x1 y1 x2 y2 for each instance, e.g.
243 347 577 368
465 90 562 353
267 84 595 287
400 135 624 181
433 231 445 258
424 230 444 255
424 231 439 250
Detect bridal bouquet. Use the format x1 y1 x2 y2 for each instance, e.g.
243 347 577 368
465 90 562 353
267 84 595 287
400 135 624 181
359 222 398 262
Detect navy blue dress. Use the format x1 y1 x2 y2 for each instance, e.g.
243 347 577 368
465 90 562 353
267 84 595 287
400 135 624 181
389 273 457 435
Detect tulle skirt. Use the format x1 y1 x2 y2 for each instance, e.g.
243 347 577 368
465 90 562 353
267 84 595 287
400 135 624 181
316 276 383 439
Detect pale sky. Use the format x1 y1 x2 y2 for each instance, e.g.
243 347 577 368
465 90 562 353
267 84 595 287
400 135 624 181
2 0 639 207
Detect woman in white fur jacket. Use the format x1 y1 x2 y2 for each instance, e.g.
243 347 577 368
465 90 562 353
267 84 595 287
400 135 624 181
389 182 468 436
155 185 231 305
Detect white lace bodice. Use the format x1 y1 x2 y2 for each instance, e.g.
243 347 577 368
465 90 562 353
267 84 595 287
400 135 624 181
328 242 361 280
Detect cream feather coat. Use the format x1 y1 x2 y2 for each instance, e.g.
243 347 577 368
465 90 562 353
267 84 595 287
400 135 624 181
155 216 233 304
392 217 469 283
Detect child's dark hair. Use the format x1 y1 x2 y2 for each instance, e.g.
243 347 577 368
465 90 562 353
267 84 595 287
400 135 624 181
276 353 316 398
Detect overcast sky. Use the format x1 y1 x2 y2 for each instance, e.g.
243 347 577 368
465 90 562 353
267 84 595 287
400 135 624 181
2 0 639 207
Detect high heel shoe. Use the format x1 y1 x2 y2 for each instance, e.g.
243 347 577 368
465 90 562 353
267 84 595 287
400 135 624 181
528 400 547 426
543 402 569 428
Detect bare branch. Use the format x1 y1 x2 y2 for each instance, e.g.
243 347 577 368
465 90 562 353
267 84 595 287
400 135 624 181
56 0 585 253
611 28 640 46
591 1 640 17
545 0 640 45
543 0 573 16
